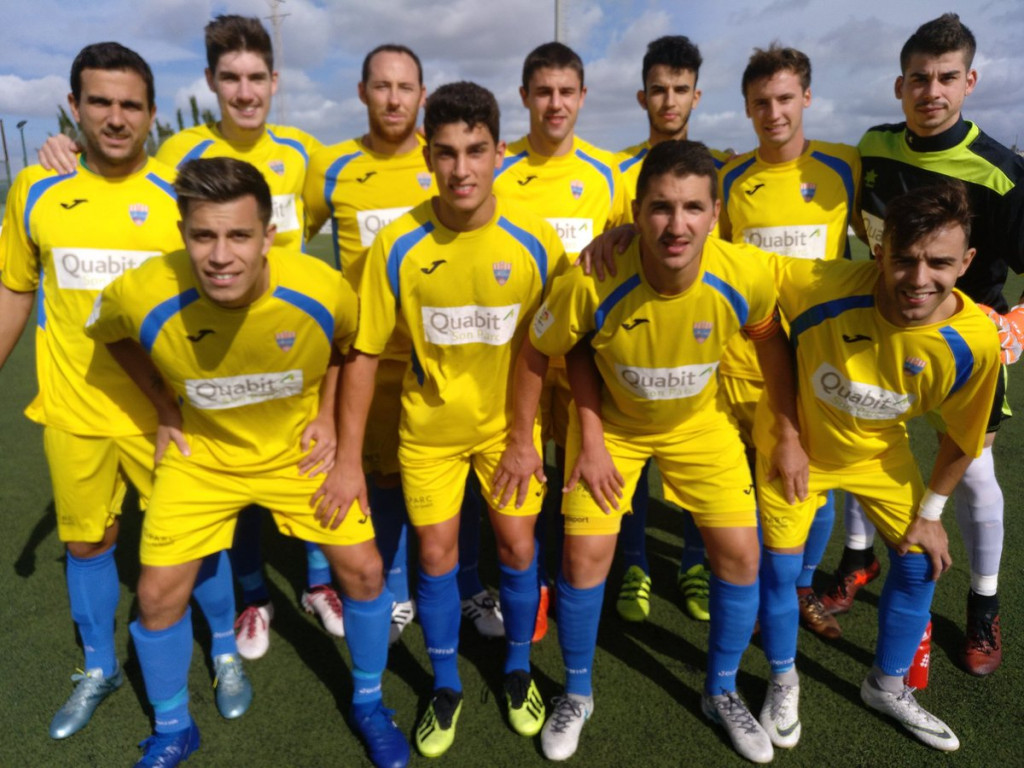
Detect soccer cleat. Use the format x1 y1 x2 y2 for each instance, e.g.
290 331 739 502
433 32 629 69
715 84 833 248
541 693 593 761
134 722 201 767
759 681 801 749
963 609 1002 676
532 584 550 642
860 677 959 751
49 664 124 739
389 600 416 647
504 670 546 737
352 702 410 768
461 590 504 639
797 587 842 639
234 602 274 660
616 565 652 622
301 584 346 637
820 557 881 615
677 563 711 622
702 690 774 764
415 688 463 758
212 654 253 719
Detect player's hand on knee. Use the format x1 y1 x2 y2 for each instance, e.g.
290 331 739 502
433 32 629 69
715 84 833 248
38 133 81 176
311 465 368 529
563 441 623 514
576 225 635 280
299 417 337 477
492 439 546 509
898 517 952 580
767 433 809 504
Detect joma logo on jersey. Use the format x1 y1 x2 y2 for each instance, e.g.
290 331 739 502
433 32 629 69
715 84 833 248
128 203 148 225
615 362 718 400
811 363 915 420
269 160 285 176
185 370 304 410
54 248 160 291
693 321 712 343
275 331 296 351
903 356 927 376
492 261 512 285
800 182 817 202
422 304 520 346
570 180 584 199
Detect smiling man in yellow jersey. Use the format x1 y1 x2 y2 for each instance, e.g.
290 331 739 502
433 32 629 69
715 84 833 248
0 43 250 741
313 82 568 758
717 45 861 647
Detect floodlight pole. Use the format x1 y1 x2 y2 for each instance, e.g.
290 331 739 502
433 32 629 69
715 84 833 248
555 0 565 42
0 120 10 187
16 120 28 170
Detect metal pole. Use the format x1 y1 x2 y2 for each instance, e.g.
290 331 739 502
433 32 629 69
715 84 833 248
16 120 28 170
555 0 564 42
0 120 11 187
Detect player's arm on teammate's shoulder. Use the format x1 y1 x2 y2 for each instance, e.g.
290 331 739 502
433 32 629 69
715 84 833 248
37 133 80 175
0 283 35 372
577 224 635 280
299 346 342 478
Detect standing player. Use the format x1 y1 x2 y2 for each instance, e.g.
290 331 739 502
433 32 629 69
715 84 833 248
754 181 999 751
0 43 249 739
314 82 567 758
718 45 861 641
303 44 503 645
506 140 806 764
86 157 408 768
830 13 1024 675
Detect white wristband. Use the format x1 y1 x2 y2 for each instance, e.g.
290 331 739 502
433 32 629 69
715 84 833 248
917 489 948 521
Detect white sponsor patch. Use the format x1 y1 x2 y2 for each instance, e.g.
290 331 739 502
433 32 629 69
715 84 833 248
271 194 300 233
862 211 884 252
811 362 914 420
52 248 160 291
357 206 413 247
532 303 554 338
422 304 520 346
614 362 718 400
743 225 827 260
185 369 304 410
547 217 594 254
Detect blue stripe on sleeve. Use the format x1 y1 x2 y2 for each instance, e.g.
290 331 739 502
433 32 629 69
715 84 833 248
811 150 856 233
702 271 750 326
938 325 975 396
178 140 215 166
789 294 875 346
618 147 648 175
145 172 176 200
324 151 364 269
498 216 548 287
575 148 615 206
386 221 435 307
495 150 529 178
139 288 201 353
721 156 757 211
594 273 642 332
24 174 73 236
267 129 310 165
273 286 334 344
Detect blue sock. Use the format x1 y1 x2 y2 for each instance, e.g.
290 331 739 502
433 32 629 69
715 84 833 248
131 608 193 734
192 550 237 658
500 553 539 674
344 588 393 714
369 480 411 603
679 508 705 572
876 550 935 676
417 566 462 692
556 572 605 697
619 460 650 572
707 575 758 695
457 477 485 599
798 492 835 588
305 542 332 589
759 551 803 674
230 506 269 605
66 547 120 676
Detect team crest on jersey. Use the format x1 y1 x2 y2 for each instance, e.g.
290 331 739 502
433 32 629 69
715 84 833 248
417 172 432 190
275 331 296 351
128 203 148 226
269 160 285 176
570 180 584 199
492 261 512 285
693 321 712 343
903 356 926 376
800 183 817 202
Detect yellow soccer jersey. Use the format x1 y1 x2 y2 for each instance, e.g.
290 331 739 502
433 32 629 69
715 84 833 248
157 124 322 251
356 197 569 455
86 248 357 472
304 136 436 286
530 237 779 436
0 157 182 436
718 140 861 381
494 136 629 257
752 256 1000 470
616 140 731 216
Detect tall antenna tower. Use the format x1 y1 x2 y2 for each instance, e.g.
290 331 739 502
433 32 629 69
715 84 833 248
266 0 289 124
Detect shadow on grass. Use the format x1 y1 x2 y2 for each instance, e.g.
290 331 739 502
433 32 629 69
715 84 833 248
13 500 57 578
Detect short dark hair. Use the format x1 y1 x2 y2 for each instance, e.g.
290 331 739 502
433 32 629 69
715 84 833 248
883 181 972 256
70 42 155 110
900 13 976 72
423 82 500 144
642 36 703 89
521 42 584 91
175 157 273 227
635 140 718 205
741 44 811 98
205 15 273 73
361 44 423 85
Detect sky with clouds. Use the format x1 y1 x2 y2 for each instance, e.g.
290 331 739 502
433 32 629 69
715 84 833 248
1 0 1022 174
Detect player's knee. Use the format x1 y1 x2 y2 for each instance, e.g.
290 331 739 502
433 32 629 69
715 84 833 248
65 538 115 560
136 576 190 631
418 537 458 576
495 535 535 571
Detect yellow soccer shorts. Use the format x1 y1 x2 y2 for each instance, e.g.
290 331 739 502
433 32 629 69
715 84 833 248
540 360 572 448
362 357 405 477
140 447 375 566
562 411 757 536
44 427 155 543
718 373 763 447
399 426 546 527
756 448 924 551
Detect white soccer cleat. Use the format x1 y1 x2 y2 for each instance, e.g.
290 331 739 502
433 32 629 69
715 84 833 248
702 690 774 764
234 602 274 660
759 680 801 748
460 590 504 638
860 677 959 751
301 585 345 637
541 693 593 761
389 599 416 646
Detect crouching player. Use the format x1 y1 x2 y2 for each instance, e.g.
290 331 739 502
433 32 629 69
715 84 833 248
501 140 807 763
86 157 408 768
753 181 1000 752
